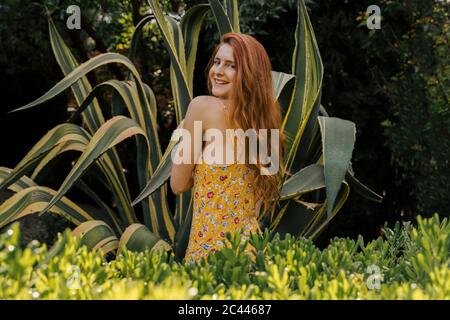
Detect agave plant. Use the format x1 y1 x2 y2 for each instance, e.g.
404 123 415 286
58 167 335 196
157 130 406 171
0 0 381 260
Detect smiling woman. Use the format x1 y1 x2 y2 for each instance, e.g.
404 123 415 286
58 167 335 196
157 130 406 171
170 32 285 264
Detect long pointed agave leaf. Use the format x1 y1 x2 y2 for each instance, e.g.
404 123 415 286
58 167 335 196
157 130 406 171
0 186 93 228
224 0 240 32
318 116 355 218
305 181 350 239
166 15 187 71
169 63 187 125
75 179 123 235
271 199 322 237
72 220 119 254
272 71 295 102
128 119 186 231
279 164 325 200
67 80 133 123
126 80 162 165
40 116 146 223
130 120 185 232
173 194 193 260
132 138 181 205
180 4 210 90
143 83 158 122
345 170 382 202
0 167 37 193
282 0 323 171
208 0 234 35
31 140 87 180
273 71 296 121
130 122 181 237
128 14 153 64
10 53 143 114
68 79 159 153
175 189 192 229
118 223 172 254
48 17 105 134
172 195 193 262
148 0 192 120
290 93 323 173
68 79 161 166
0 124 90 191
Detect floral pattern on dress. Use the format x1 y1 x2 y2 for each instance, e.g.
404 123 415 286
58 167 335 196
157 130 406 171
184 163 261 263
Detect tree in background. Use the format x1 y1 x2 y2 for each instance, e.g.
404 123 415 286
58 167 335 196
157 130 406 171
370 0 449 218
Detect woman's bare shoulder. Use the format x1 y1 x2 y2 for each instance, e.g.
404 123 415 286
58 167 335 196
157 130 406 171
187 95 224 120
192 95 223 108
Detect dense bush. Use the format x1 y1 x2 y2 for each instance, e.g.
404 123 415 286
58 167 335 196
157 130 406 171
375 1 450 217
0 215 448 299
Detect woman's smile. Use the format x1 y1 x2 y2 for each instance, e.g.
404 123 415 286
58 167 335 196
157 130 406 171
214 79 229 85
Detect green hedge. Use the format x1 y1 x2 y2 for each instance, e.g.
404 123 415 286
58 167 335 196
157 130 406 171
0 215 448 299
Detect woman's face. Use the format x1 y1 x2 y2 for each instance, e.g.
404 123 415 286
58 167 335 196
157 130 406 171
209 43 236 99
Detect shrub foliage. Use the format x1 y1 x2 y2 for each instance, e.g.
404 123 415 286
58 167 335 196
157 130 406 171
0 215 448 299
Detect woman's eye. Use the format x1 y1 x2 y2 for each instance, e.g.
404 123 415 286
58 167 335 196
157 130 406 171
230 65 236 69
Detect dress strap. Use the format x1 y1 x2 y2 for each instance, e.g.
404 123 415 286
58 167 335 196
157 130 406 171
218 99 228 112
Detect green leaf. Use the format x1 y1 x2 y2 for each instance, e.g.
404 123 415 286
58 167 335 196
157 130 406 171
72 220 119 254
272 70 295 102
224 0 240 32
132 139 180 206
118 223 172 254
279 164 325 200
10 53 142 114
282 0 323 171
173 195 193 262
48 16 105 134
0 124 90 191
31 140 86 181
148 0 192 120
0 167 37 192
346 168 383 203
75 179 124 235
0 186 93 228
181 4 211 91
305 181 350 239
318 116 356 218
209 0 233 35
128 14 153 64
271 199 320 238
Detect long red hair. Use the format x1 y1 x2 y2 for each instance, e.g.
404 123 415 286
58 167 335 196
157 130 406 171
205 32 286 216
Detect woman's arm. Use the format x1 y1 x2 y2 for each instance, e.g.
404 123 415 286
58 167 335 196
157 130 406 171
170 97 205 195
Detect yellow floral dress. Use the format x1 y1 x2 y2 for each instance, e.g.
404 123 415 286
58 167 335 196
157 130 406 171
184 163 261 263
